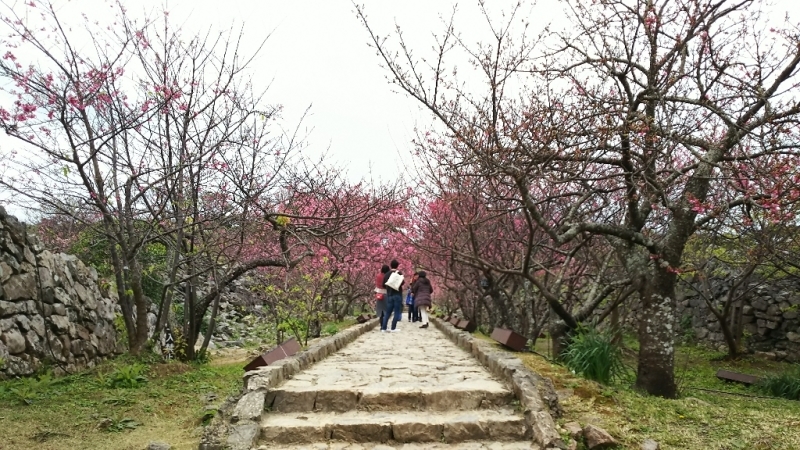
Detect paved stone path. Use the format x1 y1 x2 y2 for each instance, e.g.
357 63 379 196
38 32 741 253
254 320 541 449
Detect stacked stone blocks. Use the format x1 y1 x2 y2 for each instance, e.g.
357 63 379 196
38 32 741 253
0 206 120 378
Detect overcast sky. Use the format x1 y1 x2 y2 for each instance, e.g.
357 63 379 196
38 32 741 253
141 0 798 183
133 0 565 182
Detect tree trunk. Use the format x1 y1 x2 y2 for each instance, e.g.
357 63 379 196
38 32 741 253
732 302 744 354
129 261 149 356
550 306 568 358
635 268 677 398
610 305 622 345
199 291 221 357
153 244 183 344
708 302 740 359
184 280 197 361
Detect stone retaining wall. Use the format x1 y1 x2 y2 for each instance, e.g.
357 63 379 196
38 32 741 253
431 318 565 450
199 318 380 450
676 280 800 362
0 207 120 378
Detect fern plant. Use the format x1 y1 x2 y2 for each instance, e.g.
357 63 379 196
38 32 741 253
1 372 58 405
102 364 148 389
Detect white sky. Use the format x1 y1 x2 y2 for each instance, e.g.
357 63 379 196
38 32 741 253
143 0 799 182
133 0 560 183
2 0 799 219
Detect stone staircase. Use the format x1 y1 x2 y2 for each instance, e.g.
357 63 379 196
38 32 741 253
250 321 541 450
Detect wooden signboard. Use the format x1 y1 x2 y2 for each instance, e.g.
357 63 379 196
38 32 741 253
490 328 527 352
457 320 477 333
243 337 301 371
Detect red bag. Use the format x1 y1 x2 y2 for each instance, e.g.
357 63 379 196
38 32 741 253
375 292 385 301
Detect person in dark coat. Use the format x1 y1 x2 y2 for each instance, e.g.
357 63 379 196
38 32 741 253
411 271 433 328
381 259 405 332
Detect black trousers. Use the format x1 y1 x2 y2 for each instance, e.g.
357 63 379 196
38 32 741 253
407 304 420 321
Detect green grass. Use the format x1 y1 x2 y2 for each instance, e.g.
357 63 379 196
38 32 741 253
0 317 365 450
316 319 358 340
0 357 243 450
510 337 800 449
754 366 800 401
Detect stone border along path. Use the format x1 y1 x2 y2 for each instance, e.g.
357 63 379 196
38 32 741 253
200 318 565 450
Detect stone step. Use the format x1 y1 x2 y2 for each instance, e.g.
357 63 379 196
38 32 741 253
257 441 541 450
266 385 515 413
260 409 530 444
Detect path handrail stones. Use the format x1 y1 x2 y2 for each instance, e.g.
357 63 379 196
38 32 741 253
199 317 565 450
432 318 565 449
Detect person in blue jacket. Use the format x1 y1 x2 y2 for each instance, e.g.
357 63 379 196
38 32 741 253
406 272 419 322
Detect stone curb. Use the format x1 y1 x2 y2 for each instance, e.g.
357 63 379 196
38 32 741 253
198 318 381 450
431 318 566 450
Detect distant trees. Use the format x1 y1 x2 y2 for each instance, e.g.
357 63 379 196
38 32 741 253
358 0 800 397
0 0 403 359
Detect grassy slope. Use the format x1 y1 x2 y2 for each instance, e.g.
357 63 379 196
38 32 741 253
476 333 800 450
0 319 358 450
0 359 243 450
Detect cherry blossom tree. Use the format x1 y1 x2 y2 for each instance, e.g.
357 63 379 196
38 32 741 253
0 0 405 358
357 0 800 397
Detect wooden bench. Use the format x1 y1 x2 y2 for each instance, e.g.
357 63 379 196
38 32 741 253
715 369 761 385
243 337 302 371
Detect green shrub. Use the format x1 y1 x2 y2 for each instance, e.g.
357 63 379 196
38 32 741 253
755 368 800 401
561 326 625 384
322 322 339 336
100 364 148 389
194 350 212 365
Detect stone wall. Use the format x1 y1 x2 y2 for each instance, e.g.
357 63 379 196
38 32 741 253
0 206 120 378
677 279 800 362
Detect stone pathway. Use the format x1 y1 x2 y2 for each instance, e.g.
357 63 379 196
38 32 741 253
253 320 541 449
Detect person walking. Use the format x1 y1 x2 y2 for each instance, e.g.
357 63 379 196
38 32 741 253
381 259 404 332
406 272 419 322
374 264 389 326
411 271 434 328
